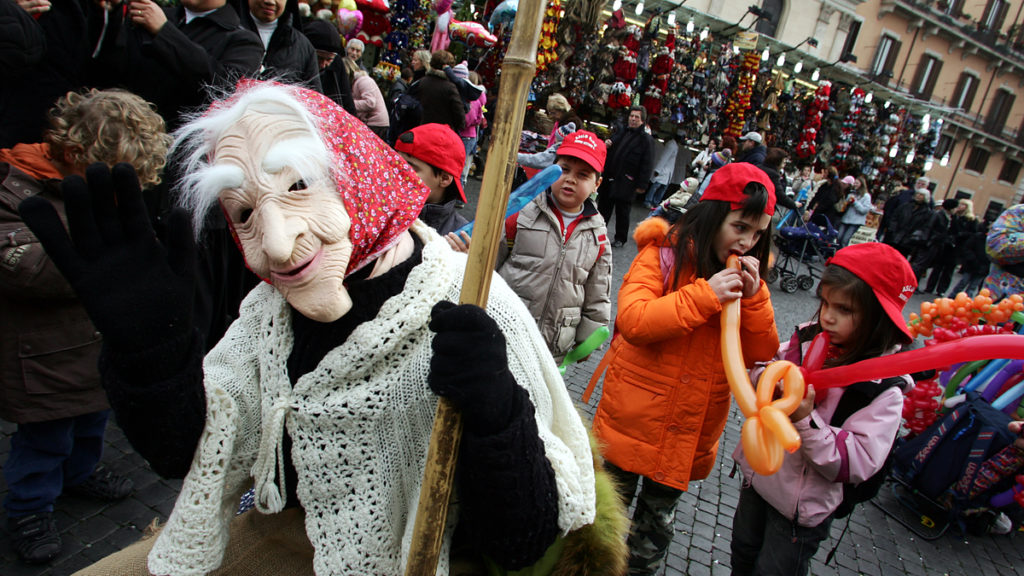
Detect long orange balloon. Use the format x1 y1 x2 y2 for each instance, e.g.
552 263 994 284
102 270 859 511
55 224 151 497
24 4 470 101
722 255 806 475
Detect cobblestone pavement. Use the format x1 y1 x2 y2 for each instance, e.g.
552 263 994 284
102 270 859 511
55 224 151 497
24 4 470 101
3 179 1022 575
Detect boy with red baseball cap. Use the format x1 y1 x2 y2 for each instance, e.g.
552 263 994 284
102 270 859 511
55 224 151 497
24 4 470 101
395 123 469 239
497 130 613 364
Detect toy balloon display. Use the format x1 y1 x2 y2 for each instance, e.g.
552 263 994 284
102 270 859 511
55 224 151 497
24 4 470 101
722 254 805 476
488 0 518 31
980 359 1024 402
337 8 363 39
449 19 497 47
431 7 452 51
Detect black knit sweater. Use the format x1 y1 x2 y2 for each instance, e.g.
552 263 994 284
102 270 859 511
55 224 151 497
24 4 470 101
101 237 559 569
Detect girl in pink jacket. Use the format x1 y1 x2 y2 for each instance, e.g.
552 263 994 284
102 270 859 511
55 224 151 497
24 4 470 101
731 242 917 576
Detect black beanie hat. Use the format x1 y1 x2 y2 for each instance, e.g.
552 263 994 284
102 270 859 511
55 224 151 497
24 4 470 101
942 198 959 210
303 20 342 53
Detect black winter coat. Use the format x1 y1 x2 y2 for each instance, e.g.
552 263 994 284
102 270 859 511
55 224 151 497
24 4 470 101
239 10 321 91
410 70 465 133
602 126 655 201
318 57 356 114
89 3 263 129
0 0 88 147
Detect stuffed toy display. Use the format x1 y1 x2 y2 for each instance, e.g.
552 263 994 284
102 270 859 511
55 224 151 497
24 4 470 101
355 0 391 47
19 80 629 575
431 0 454 51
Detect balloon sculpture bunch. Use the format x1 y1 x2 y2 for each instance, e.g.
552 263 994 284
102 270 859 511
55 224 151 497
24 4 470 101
722 255 806 475
724 275 1024 475
908 289 1023 339
990 474 1024 508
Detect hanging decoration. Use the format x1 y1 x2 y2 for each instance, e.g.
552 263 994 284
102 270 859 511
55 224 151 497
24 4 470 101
354 0 391 47
833 87 865 167
720 50 759 138
336 0 364 40
536 0 562 72
794 81 830 160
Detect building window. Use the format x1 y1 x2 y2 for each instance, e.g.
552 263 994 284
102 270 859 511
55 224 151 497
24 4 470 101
911 54 943 99
871 35 901 82
965 147 990 173
984 200 1006 223
999 158 1022 183
952 73 979 111
841 21 861 59
754 0 783 38
985 89 1015 136
982 0 1009 31
941 0 966 17
935 134 954 160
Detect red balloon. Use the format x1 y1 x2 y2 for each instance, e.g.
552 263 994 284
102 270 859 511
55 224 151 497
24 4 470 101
803 335 1024 390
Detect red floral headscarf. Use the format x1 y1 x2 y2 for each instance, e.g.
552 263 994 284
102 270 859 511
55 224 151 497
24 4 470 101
212 79 430 276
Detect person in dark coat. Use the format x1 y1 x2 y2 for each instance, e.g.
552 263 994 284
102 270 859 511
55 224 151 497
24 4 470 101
598 105 655 247
805 166 841 231
388 66 413 109
876 176 928 242
947 220 991 297
236 0 321 91
409 49 465 133
0 89 171 564
925 198 975 294
87 0 264 130
887 187 935 262
0 0 89 148
734 131 766 166
911 197 955 285
302 18 355 113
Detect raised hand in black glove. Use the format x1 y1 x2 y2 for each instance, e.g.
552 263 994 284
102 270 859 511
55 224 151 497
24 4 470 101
18 163 197 358
429 301 517 434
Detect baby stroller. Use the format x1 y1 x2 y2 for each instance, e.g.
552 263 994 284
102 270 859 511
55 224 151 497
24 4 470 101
767 212 839 293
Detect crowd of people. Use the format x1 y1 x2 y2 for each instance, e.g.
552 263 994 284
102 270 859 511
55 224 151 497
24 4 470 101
4 1 1024 574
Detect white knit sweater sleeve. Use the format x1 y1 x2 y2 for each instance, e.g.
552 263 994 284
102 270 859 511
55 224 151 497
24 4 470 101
147 285 274 575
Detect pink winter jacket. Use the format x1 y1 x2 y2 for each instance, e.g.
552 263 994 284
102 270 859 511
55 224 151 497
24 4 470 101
733 329 908 527
460 93 486 139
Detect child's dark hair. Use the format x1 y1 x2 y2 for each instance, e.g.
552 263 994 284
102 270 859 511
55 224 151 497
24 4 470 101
430 165 460 202
805 264 911 367
665 181 773 290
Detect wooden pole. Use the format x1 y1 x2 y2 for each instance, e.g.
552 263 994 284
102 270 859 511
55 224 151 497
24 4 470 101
403 3 549 574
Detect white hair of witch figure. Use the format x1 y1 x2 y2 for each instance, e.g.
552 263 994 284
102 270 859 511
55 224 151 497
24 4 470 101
20 79 629 575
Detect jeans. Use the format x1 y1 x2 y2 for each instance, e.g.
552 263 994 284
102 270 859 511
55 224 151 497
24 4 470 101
3 411 109 517
836 223 860 247
644 182 668 208
461 135 478 186
730 484 833 576
604 461 684 575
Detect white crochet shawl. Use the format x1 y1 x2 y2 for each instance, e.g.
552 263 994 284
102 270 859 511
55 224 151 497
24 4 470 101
147 221 596 575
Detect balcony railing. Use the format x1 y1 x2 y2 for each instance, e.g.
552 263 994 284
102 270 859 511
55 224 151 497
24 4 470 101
883 0 1024 66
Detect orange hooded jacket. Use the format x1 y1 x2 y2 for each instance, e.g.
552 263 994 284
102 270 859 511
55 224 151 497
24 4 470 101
592 217 779 490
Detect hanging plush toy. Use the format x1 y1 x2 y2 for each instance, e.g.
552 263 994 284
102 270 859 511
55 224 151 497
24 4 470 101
355 0 391 47
431 0 453 51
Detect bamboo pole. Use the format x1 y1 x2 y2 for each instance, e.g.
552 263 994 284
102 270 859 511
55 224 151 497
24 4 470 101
403 2 549 574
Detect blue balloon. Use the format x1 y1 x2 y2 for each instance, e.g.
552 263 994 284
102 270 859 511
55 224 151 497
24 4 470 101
455 164 561 237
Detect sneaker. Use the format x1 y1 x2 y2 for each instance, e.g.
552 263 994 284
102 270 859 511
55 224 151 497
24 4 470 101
64 464 133 501
989 512 1013 535
8 512 61 564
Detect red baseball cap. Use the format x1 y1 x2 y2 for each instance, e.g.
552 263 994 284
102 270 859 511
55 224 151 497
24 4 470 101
827 242 918 341
700 162 776 215
395 123 466 202
557 130 606 173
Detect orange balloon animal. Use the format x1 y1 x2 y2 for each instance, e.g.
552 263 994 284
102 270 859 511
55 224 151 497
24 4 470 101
721 254 805 475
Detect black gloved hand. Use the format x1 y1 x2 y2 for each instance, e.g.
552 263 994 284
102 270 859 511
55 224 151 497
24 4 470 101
429 301 517 434
19 163 197 355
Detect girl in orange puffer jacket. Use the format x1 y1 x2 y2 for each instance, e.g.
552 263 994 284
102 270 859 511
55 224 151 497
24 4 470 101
587 163 780 575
